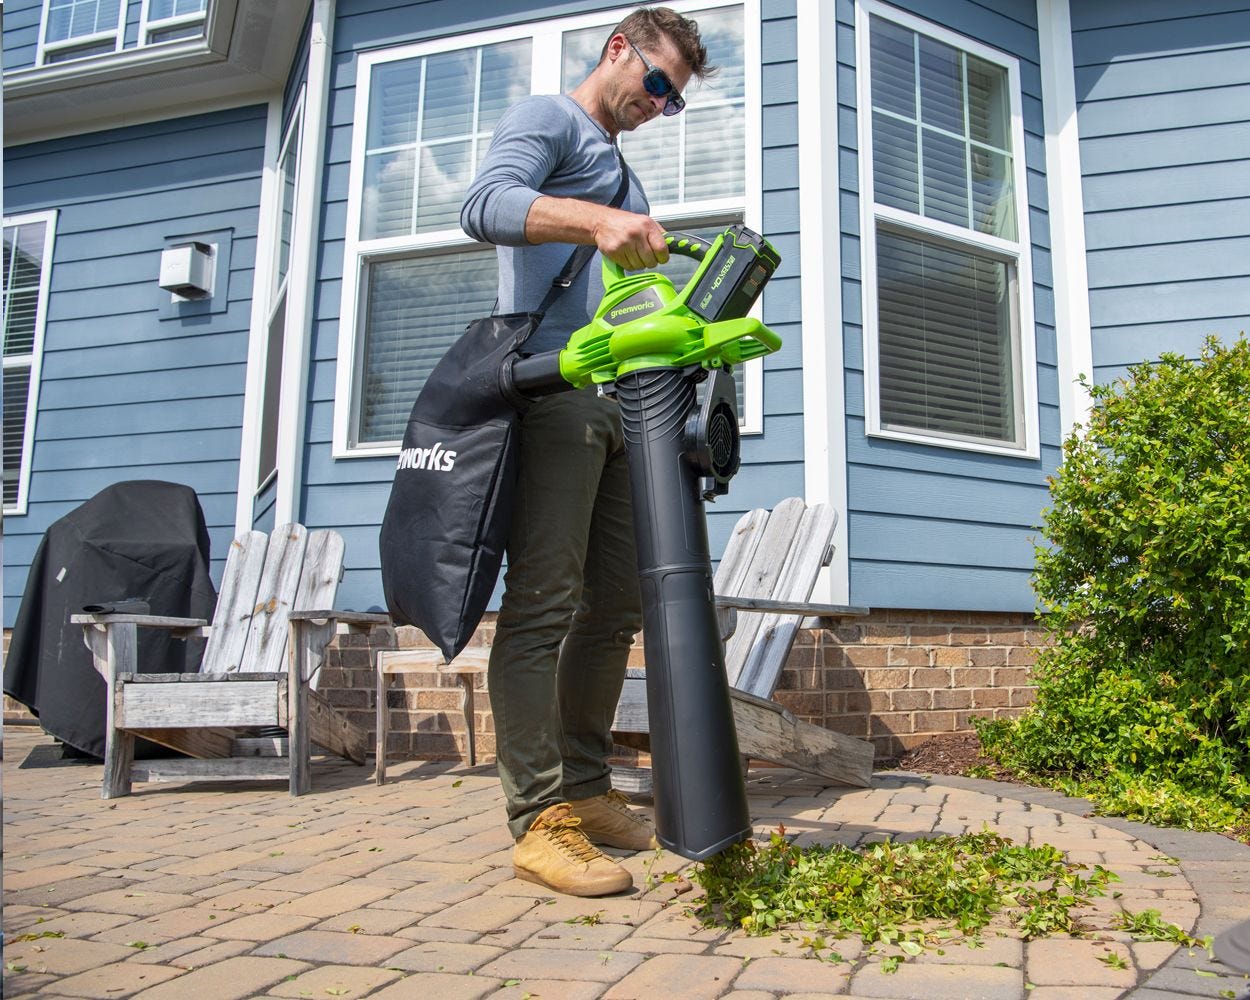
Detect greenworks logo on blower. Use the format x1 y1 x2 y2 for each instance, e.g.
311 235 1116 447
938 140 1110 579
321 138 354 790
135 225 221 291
396 444 456 472
608 299 657 322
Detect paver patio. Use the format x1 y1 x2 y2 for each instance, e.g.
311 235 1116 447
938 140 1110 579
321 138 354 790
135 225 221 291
3 725 1247 999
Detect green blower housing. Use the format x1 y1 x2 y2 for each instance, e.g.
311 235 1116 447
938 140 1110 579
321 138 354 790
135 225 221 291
506 223 783 860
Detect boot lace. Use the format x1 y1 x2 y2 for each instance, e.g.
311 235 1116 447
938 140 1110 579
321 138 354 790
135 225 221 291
545 814 603 863
603 789 636 813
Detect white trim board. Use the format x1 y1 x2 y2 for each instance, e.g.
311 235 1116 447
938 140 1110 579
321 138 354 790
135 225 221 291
795 0 848 604
1037 0 1093 439
275 0 335 525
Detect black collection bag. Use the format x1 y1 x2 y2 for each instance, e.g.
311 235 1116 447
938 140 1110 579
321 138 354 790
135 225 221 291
381 159 629 661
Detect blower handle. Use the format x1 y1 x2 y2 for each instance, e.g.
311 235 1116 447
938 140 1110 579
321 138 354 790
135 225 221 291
601 231 712 284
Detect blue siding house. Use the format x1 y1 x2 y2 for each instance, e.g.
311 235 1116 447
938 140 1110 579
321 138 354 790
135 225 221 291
4 0 1248 749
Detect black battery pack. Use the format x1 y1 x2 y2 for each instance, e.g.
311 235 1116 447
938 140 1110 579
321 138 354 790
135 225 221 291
686 224 781 324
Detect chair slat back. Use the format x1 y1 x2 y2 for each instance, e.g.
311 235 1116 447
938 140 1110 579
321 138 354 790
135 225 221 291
731 504 837 697
236 524 309 675
721 497 806 688
713 507 770 596
723 499 836 696
200 530 270 675
293 530 346 612
292 530 346 691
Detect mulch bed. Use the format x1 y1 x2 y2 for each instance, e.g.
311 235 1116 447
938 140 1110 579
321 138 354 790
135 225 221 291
890 730 1015 781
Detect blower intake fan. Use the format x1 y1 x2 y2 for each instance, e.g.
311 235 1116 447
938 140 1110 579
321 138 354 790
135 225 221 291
685 367 741 500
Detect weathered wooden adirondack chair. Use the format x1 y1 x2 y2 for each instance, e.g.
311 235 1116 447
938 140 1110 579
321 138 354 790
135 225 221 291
612 497 876 789
73 523 390 798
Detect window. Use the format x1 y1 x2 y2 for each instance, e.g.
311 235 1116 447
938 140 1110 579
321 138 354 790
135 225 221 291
336 0 754 455
141 0 208 45
39 0 125 64
3 213 57 515
857 2 1037 457
256 106 303 491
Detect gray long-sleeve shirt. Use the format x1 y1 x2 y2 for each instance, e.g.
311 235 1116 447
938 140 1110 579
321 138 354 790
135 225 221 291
460 94 649 353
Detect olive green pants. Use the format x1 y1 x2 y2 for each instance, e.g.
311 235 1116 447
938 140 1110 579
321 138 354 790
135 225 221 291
488 388 643 840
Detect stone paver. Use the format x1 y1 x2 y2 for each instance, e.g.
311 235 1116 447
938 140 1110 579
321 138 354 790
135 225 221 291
251 929 410 966
365 972 500 1000
266 963 403 998
602 953 743 999
126 956 309 1000
5 727 1249 1000
40 961 185 998
850 961 1024 999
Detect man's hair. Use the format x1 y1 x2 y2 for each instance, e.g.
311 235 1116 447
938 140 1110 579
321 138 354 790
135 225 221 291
601 6 716 81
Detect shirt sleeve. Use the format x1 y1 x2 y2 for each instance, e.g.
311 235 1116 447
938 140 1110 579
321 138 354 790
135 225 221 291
460 97 573 246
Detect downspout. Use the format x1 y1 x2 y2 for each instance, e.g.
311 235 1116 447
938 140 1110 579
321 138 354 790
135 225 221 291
275 0 335 525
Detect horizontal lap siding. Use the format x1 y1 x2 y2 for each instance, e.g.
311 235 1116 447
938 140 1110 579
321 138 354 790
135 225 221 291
2 107 267 626
837 0 1056 612
1073 3 1250 373
2 0 42 70
304 0 798 613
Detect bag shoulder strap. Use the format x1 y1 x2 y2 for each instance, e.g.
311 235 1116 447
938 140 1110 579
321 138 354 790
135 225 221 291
534 149 631 316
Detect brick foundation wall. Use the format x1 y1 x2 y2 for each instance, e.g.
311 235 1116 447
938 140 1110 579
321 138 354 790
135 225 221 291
2 629 38 724
315 609 1049 765
2 610 1049 759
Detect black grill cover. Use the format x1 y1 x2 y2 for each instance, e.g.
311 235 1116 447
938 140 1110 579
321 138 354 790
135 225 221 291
4 480 217 758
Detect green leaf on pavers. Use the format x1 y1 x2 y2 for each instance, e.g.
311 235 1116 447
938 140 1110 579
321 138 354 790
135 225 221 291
1099 952 1128 970
693 827 1125 970
126 941 150 950
503 980 520 987
566 911 603 926
6 963 27 973
1113 908 1207 948
879 956 899 974
452 780 463 788
13 931 64 942
326 988 350 996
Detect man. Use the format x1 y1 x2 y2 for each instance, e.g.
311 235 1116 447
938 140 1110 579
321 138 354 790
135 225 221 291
460 7 713 897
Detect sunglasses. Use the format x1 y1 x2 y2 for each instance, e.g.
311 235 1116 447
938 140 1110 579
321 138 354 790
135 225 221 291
626 37 685 116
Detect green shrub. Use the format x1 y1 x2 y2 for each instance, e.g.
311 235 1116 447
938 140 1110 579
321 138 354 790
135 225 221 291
978 336 1250 836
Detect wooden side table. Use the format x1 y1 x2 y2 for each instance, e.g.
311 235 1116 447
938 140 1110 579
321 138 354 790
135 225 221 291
375 647 491 783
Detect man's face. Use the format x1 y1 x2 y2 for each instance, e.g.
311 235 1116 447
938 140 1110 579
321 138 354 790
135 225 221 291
604 33 693 133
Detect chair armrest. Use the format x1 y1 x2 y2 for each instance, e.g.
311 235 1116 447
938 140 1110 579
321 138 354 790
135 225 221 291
714 596 870 621
71 613 210 639
288 610 393 634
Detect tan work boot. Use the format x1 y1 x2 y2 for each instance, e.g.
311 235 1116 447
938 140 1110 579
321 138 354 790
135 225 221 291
569 789 659 852
513 803 633 897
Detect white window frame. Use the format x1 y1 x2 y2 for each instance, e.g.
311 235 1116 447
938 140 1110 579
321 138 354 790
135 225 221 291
334 0 761 458
139 0 208 46
856 0 1039 459
253 98 305 496
3 211 58 517
37 0 127 65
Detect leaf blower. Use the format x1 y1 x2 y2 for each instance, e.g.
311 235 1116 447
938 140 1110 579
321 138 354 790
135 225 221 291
506 224 783 859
